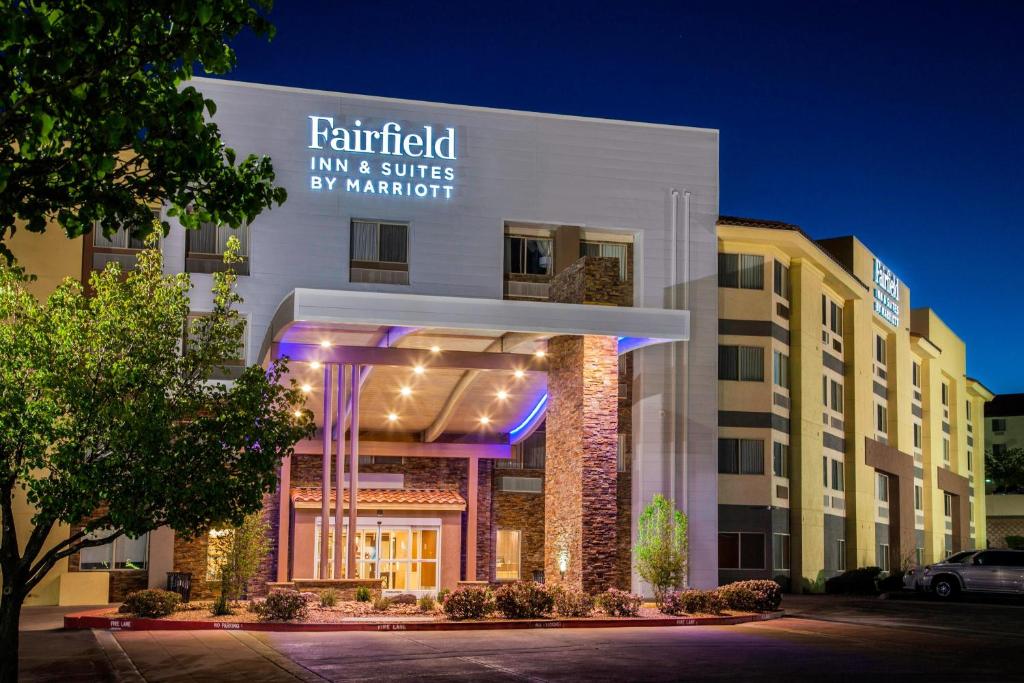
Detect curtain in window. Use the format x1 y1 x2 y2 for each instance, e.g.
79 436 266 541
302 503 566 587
739 254 764 289
718 439 739 474
525 238 552 274
718 253 738 287
739 346 763 381
351 221 379 261
379 223 408 263
115 533 149 569
739 439 764 474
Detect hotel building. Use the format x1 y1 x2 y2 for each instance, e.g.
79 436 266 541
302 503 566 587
18 79 721 605
716 217 991 591
984 394 1024 549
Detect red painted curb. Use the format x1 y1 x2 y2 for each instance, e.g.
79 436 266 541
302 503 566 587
64 609 784 632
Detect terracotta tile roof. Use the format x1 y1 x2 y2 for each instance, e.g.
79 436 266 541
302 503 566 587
291 487 466 508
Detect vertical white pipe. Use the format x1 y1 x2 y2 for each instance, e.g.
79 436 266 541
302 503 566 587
347 364 361 579
669 189 679 505
681 191 691 515
319 364 333 580
333 365 347 578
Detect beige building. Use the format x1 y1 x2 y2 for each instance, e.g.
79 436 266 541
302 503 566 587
984 394 1024 549
717 217 990 592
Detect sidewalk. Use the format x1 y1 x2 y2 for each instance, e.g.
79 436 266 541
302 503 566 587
20 605 116 683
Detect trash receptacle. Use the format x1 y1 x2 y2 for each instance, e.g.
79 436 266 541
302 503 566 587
166 572 192 602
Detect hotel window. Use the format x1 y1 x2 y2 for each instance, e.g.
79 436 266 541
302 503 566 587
837 539 847 571
183 313 246 380
831 459 844 492
719 345 764 382
773 261 790 299
351 220 409 284
495 530 522 581
772 443 789 478
877 472 889 503
822 456 828 487
79 530 149 570
993 418 1007 433
773 351 790 389
718 253 764 290
718 532 765 570
941 382 949 407
913 423 922 449
944 492 953 517
912 361 921 388
505 235 552 276
718 439 764 475
942 438 950 465
876 404 887 434
580 240 629 281
90 212 159 272
186 221 251 275
773 534 791 571
875 334 887 366
830 380 844 413
822 376 828 407
829 300 843 336
915 484 923 511
966 400 972 421
967 449 973 472
877 544 891 572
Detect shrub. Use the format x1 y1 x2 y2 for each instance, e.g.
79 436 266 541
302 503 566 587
373 597 392 611
551 587 593 618
667 589 724 615
436 588 451 603
391 593 418 605
633 494 688 601
442 587 493 620
493 582 553 619
418 594 436 612
825 567 882 595
354 586 372 602
211 594 232 616
1006 535 1024 551
877 570 906 594
720 580 782 611
118 589 181 618
715 584 759 612
319 589 340 608
596 588 642 617
258 590 308 622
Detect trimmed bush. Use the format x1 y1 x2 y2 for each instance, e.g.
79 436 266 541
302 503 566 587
319 589 340 608
442 587 493 620
715 584 758 611
551 587 594 618
258 590 308 622
877 570 906 594
436 588 451 603
211 593 232 616
118 589 180 618
720 580 782 611
373 596 393 611
418 594 436 612
354 586 372 602
493 582 553 619
391 593 418 605
664 589 724 615
596 588 642 617
825 567 882 595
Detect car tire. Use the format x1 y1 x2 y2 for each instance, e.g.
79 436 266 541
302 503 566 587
932 576 959 600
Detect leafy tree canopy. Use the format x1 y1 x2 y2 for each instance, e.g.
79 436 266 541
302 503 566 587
0 0 286 262
986 446 1024 494
634 494 688 599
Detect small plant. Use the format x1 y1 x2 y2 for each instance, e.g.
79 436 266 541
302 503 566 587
436 588 451 603
118 589 181 618
373 596 393 611
390 593 418 605
664 589 724 615
418 594 436 612
714 584 758 611
257 590 308 622
493 582 554 619
211 594 233 616
319 589 340 608
551 587 594 618
354 586 372 602
595 588 642 617
719 580 782 611
442 587 493 620
634 494 688 602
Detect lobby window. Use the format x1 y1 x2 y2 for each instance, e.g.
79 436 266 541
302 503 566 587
719 345 764 382
495 530 522 581
499 428 546 470
876 472 889 503
773 534 791 571
773 351 790 389
831 459 845 492
830 380 844 413
79 530 149 570
183 312 246 380
876 404 887 434
773 261 790 299
580 240 629 281
718 253 764 290
505 235 552 276
993 418 1006 433
718 532 765 570
915 484 923 511
772 442 789 478
186 221 250 275
912 361 921 388
351 220 409 284
719 438 764 475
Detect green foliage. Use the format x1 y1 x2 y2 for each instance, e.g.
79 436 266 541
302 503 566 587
390 593 418 605
354 586 372 602
660 589 724 616
633 494 688 599
714 584 758 611
118 589 180 618
319 589 340 608
436 588 451 603
256 590 308 622
493 582 553 619
442 587 493 621
550 587 594 618
0 1 287 262
418 594 436 612
986 447 1024 494
211 594 232 617
718 580 783 611
595 588 642 617
213 513 271 602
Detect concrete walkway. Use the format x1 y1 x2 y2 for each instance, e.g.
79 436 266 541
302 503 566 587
19 605 116 683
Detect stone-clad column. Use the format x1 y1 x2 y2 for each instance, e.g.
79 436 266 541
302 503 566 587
545 257 621 593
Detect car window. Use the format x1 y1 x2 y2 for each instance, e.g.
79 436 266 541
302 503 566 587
985 551 1024 567
944 551 975 564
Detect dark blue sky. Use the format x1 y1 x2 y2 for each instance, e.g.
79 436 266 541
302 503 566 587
221 0 1022 393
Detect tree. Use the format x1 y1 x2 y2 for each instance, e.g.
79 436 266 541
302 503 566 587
986 447 1024 494
633 494 688 601
0 1 287 262
211 512 270 615
0 241 313 682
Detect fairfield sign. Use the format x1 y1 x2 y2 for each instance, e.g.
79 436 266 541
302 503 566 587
307 115 457 199
872 258 900 327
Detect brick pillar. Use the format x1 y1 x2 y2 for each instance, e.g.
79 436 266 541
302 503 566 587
545 257 621 593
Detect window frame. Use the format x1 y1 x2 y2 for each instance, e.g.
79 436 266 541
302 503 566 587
718 532 766 570
772 442 789 478
495 529 522 581
718 253 764 290
719 438 765 475
505 234 553 276
773 350 790 389
78 530 150 571
351 219 410 270
719 345 764 382
773 533 791 571
773 260 790 299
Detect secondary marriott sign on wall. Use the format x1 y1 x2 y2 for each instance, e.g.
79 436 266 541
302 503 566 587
307 116 457 199
873 258 900 327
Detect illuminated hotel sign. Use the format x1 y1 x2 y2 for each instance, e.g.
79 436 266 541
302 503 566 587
872 258 900 327
307 116 456 199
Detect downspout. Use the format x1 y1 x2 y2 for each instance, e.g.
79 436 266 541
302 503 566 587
669 189 679 505
681 190 691 516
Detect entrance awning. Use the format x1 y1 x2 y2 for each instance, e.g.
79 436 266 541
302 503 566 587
292 486 467 511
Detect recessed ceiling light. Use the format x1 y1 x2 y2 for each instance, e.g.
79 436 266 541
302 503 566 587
535 350 546 358
496 390 508 400
310 361 322 370
430 345 441 353
413 365 425 375
387 412 399 422
301 384 312 393
399 386 412 397
479 416 491 425
320 340 331 348
513 369 525 379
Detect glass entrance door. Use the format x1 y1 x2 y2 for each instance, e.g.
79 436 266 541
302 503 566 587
313 519 439 592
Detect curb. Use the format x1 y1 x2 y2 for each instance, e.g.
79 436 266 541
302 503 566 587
65 609 784 632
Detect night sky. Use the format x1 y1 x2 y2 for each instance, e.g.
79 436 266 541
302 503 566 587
219 0 1023 393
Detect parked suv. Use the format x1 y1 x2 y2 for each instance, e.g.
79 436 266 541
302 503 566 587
919 549 1024 599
